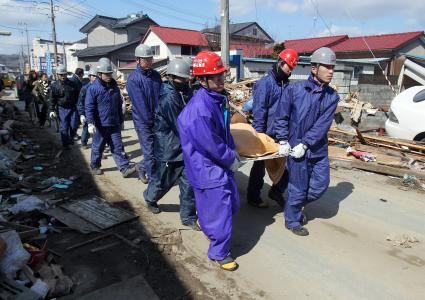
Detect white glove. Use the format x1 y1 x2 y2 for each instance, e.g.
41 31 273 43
291 143 308 158
230 153 242 172
278 141 291 156
88 123 97 135
80 115 86 124
49 112 57 119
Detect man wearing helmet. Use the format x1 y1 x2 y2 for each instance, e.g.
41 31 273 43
49 65 80 150
126 44 162 184
85 58 136 178
143 59 199 230
77 68 97 148
177 51 242 271
274 47 339 236
247 48 299 209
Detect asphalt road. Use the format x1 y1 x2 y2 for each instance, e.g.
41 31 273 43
5 89 423 299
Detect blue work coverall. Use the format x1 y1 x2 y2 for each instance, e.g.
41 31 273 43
85 78 131 173
49 79 79 147
144 81 197 225
77 82 91 145
274 75 339 229
126 65 162 179
248 69 289 203
177 87 240 261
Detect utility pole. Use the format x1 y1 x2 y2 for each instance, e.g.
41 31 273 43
24 23 31 69
19 25 25 73
62 41 67 69
220 0 229 67
50 0 58 67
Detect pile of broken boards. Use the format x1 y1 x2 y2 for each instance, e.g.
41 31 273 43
0 105 140 299
328 125 425 190
0 195 139 300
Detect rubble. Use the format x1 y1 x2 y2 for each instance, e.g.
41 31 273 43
386 233 420 248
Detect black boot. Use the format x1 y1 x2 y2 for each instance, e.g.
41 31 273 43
268 186 285 207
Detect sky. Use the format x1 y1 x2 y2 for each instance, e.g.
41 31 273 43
0 0 424 54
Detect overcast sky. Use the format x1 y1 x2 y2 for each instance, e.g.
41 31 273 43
0 0 424 54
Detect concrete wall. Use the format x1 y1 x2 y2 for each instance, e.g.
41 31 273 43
397 38 425 57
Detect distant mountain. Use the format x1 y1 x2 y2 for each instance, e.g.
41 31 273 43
0 54 27 69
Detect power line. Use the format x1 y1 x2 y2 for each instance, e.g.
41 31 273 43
54 0 94 19
310 0 333 36
121 0 207 26
0 24 49 32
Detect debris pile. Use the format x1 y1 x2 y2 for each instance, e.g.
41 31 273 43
386 233 420 248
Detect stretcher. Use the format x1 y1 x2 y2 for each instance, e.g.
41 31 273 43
239 152 285 162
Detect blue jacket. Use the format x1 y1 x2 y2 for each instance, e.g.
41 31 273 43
85 78 123 127
126 65 162 126
252 69 289 136
154 81 192 162
274 75 339 158
77 82 91 116
177 87 236 189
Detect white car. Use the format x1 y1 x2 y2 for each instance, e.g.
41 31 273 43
385 86 425 141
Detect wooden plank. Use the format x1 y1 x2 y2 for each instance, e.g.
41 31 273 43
60 196 138 230
43 207 102 234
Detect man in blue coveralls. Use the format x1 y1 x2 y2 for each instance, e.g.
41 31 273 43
49 65 79 150
247 48 299 208
77 68 97 148
143 59 199 230
178 51 242 271
126 44 162 184
85 58 136 177
274 47 339 236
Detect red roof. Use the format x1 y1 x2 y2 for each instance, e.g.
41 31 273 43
284 35 348 54
230 43 273 57
144 25 209 47
330 31 424 52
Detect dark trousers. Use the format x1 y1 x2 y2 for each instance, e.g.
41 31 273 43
247 160 288 202
135 123 155 179
144 161 196 224
285 156 330 228
35 102 48 127
58 106 78 147
80 123 89 145
90 125 130 172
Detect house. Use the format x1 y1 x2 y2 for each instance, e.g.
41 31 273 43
141 25 209 60
284 31 425 76
203 21 275 57
31 38 75 73
74 12 157 72
203 22 274 48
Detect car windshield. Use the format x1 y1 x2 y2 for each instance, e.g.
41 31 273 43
413 89 425 103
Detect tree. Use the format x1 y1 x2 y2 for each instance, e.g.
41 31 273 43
272 43 285 58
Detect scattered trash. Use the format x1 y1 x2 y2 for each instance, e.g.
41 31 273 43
0 230 31 279
379 198 388 202
8 195 47 214
52 184 69 189
33 166 43 171
346 147 376 162
401 174 425 190
30 278 50 298
386 233 420 248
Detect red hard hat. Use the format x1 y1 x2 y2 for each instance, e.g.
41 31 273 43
278 48 299 69
192 51 227 76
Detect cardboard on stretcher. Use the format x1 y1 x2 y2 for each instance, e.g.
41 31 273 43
230 122 285 184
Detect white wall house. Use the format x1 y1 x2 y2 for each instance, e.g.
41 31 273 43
141 25 209 60
31 37 88 73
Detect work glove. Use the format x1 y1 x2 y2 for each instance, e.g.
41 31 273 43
49 112 57 119
80 115 86 124
278 141 291 156
88 123 97 135
230 153 242 172
290 143 308 159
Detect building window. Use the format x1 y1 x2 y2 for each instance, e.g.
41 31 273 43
252 27 258 36
353 66 363 78
181 45 201 56
151 45 160 56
